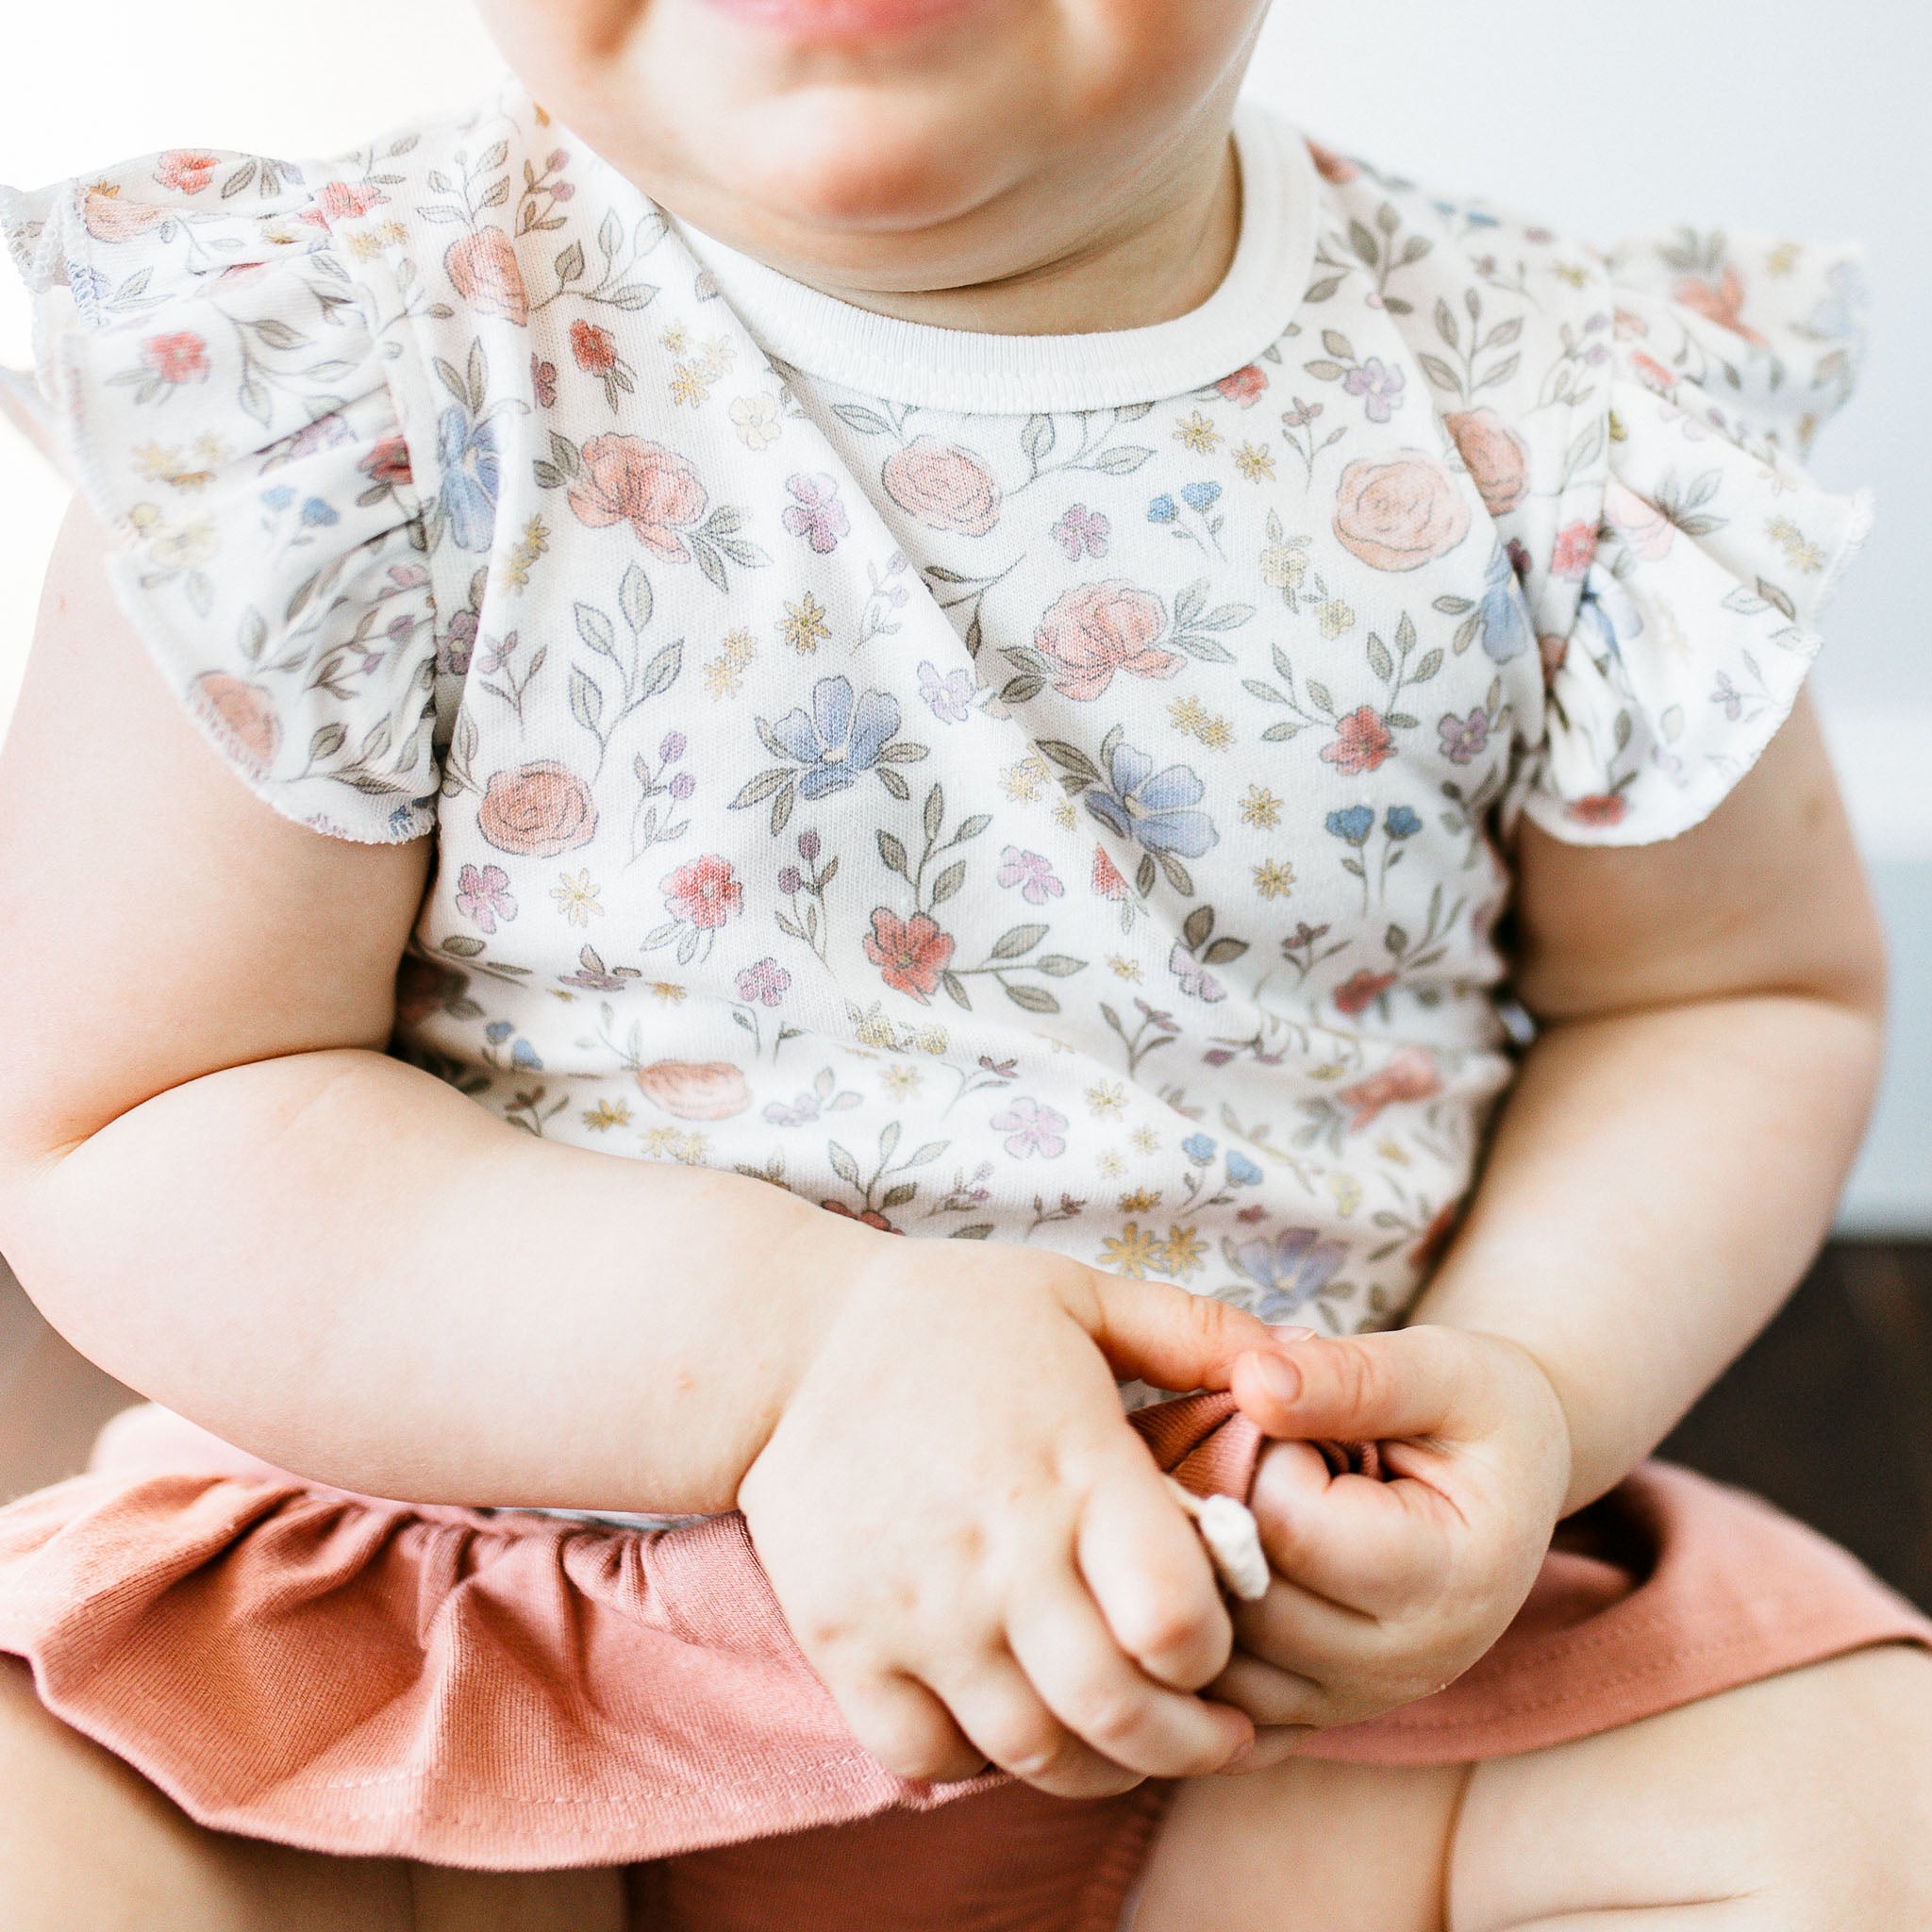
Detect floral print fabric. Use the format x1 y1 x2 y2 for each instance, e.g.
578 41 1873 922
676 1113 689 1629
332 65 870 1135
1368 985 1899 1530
0 92 1871 1345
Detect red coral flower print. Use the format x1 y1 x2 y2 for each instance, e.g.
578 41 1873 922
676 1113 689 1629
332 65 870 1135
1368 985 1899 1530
1334 969 1397 1018
1091 845 1127 901
571 320 619 375
359 434 413 488
822 1200 902 1235
142 331 210 386
1215 364 1268 408
1305 139 1358 184
1566 793 1629 829
1629 350 1677 396
1336 1046 1440 1132
661 854 742 929
1321 706 1395 775
1671 265 1768 348
154 150 219 195
864 908 955 1001
531 354 558 408
1550 521 1599 581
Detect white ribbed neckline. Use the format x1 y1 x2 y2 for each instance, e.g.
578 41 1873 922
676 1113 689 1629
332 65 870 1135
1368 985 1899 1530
672 101 1316 414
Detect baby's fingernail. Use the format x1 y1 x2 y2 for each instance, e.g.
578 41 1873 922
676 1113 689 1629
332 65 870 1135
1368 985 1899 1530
1268 1324 1315 1344
1252 1352 1301 1403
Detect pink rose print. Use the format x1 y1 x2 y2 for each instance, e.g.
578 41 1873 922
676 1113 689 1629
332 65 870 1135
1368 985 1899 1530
456 862 518 934
303 183 390 226
1549 521 1599 581
477 760 598 858
569 436 708 559
191 674 280 776
636 1060 753 1121
443 229 530 325
1215 364 1268 408
864 908 955 1001
1321 707 1395 776
661 854 743 929
1443 408 1529 519
1331 452 1471 573
997 847 1064 906
142 331 210 386
990 1097 1069 1159
736 957 792 1007
1566 793 1630 829
81 190 166 242
1033 581 1179 703
1336 1046 1441 1132
880 436 1000 536
1050 503 1110 561
1334 969 1397 1018
782 473 850 555
154 150 219 195
1603 476 1675 562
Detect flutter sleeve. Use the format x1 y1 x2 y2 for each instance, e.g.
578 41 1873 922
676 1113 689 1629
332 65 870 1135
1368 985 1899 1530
2 151 446 843
1518 230 1873 845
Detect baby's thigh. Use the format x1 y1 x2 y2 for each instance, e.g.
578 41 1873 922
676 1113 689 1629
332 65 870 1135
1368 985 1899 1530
1129 1751 1469 1931
0 1657 626 1932
1451 1643 1932 1931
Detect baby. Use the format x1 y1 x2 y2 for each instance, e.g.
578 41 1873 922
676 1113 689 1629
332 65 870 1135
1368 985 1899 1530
1 1 1930 1926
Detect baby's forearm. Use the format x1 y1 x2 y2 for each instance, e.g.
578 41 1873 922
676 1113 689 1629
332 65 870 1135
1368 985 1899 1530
1409 990 1881 1514
1 1045 866 1513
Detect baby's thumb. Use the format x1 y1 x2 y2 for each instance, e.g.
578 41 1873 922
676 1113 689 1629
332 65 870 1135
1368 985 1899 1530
1081 1273 1279 1392
1229 1327 1461 1443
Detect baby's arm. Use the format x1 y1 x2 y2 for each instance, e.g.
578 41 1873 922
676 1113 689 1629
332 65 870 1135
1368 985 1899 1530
0 506 1269 1792
1211 695 1885 1754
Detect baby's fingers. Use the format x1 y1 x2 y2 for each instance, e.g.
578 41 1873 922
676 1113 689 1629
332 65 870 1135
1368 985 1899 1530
1077 1464 1232 1691
834 1671 991 1787
925 1653 1145 1800
1248 1438 1457 1615
1007 1586 1252 1780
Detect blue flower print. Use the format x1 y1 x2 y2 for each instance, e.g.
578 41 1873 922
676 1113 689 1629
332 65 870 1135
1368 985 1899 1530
766 676 903 800
1474 541 1530 665
1147 494 1179 525
1084 736 1218 859
1231 1227 1347 1322
437 406 501 553
1225 1150 1263 1188
1571 558 1645 667
1181 1133 1218 1166
1385 805 1423 841
1181 481 1222 512
1326 805 1374 846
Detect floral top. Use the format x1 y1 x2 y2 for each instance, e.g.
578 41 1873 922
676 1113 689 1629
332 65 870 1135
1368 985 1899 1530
1 89 1871 1348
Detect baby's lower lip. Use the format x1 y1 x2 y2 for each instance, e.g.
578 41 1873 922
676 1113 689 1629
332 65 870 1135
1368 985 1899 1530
697 0 988 38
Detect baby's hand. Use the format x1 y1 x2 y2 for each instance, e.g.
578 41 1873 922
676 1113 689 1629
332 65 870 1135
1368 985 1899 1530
737 1237 1272 1798
1208 1326 1572 1772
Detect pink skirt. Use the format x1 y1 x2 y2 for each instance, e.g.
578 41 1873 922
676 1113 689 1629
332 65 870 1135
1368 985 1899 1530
0 1398 1925 1930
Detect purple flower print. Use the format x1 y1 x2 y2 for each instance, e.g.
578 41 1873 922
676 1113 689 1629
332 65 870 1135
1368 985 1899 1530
1438 708 1490 765
918 659 975 724
997 846 1065 906
782 473 850 554
1051 503 1110 561
1169 940 1225 1004
991 1097 1069 1159
1342 358 1405 423
736 957 792 1008
456 862 517 934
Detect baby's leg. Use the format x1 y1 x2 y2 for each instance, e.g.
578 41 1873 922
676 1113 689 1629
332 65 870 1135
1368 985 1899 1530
1131 1643 1932 1930
0 1658 627 1932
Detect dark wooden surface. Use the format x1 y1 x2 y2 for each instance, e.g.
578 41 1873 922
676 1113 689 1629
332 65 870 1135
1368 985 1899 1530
1 1245 1928 1607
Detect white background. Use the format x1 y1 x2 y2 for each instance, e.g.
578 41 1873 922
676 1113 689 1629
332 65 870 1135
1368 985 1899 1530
3 1 1927 1220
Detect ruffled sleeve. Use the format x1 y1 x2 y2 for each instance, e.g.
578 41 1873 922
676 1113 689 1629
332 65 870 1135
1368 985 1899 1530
2 151 446 844
1517 230 1874 846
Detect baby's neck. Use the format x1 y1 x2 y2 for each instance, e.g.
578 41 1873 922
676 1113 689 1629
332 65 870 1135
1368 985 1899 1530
766 119 1241 339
